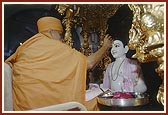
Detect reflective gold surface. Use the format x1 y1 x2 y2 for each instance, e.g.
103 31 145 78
128 4 165 105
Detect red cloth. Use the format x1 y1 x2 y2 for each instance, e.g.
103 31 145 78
112 92 133 99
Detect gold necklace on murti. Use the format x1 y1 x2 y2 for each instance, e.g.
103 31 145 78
111 58 125 81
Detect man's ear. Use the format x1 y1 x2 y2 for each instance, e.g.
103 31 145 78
124 45 129 53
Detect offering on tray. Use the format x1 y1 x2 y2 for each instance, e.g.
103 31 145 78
98 91 149 107
112 92 133 99
101 90 113 98
100 90 147 99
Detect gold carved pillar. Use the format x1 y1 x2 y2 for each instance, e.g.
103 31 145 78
56 4 81 47
62 8 75 47
80 31 91 56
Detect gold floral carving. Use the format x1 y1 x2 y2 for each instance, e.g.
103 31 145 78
128 4 165 105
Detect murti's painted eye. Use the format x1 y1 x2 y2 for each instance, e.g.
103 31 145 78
114 44 120 47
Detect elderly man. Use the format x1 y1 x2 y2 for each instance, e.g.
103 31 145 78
5 16 112 111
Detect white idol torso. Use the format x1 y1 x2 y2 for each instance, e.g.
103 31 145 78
103 40 147 93
109 58 125 92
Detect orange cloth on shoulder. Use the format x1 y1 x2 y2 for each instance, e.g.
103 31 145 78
5 33 87 111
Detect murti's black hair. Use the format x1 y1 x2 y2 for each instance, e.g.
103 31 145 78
106 4 133 47
113 34 129 47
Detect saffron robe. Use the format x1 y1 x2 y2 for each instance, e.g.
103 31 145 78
5 33 87 111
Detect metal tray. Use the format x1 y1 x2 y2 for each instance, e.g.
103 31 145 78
97 92 149 107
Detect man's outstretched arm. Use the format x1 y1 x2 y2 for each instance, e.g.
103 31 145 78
87 34 113 70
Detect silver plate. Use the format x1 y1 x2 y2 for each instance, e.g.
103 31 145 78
97 92 149 107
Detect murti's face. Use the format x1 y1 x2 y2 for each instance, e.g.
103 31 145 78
111 40 127 58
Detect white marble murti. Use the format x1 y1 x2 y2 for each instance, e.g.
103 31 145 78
103 40 147 93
